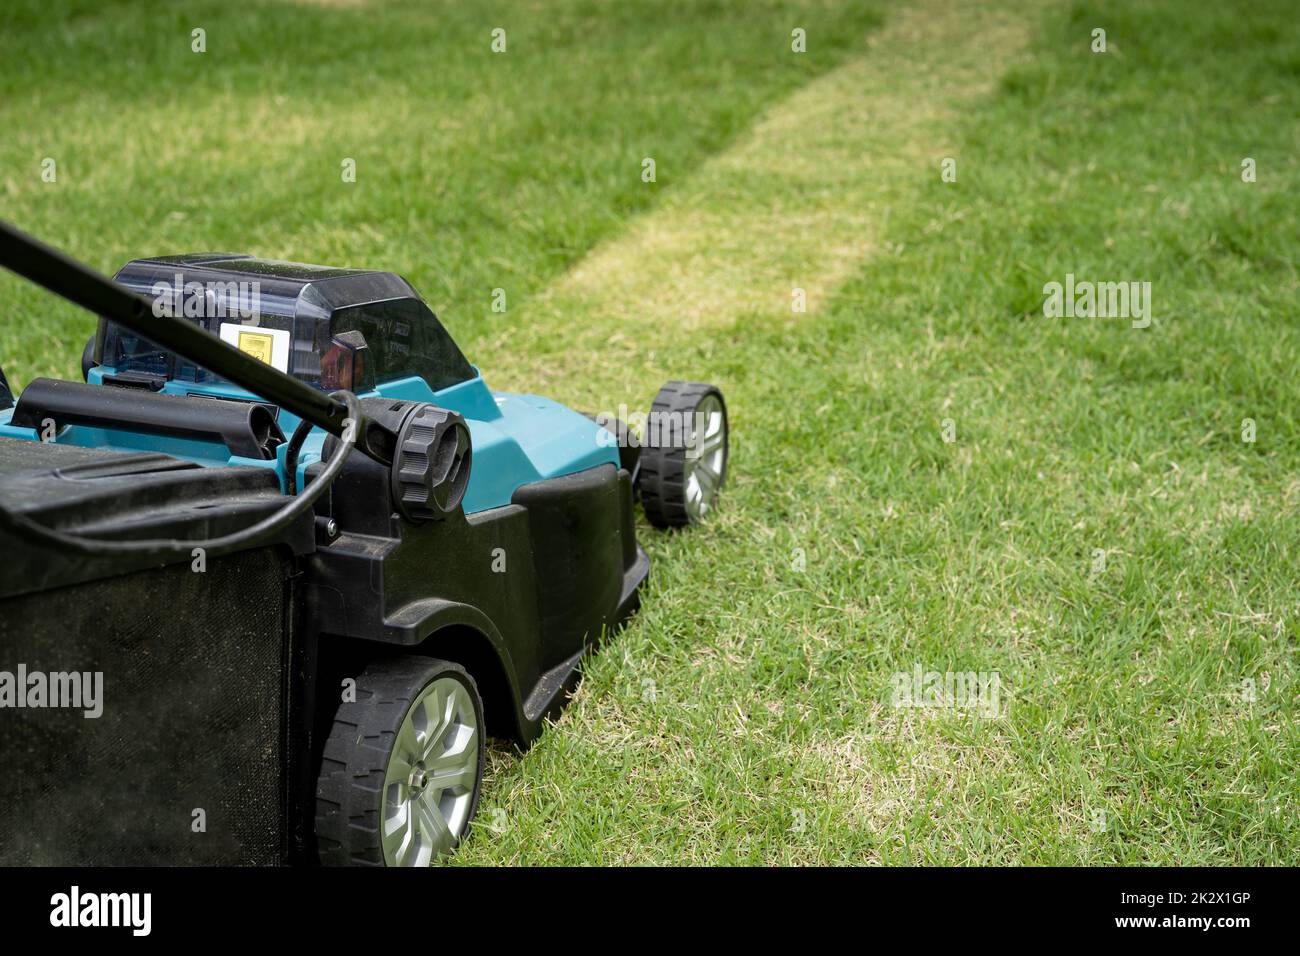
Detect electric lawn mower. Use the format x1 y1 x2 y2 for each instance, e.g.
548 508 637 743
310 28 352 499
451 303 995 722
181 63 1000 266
0 221 728 866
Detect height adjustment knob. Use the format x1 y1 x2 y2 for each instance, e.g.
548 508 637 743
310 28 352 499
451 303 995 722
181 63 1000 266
389 403 472 522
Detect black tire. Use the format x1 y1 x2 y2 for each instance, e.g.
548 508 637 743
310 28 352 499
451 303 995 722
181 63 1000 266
315 656 486 867
638 380 728 528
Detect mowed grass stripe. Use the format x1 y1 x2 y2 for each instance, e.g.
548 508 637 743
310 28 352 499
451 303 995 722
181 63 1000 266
0 0 884 386
458 0 1058 865
461 0 1298 865
494 0 1045 413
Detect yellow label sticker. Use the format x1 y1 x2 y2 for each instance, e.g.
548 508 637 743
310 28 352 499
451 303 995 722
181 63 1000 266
236 330 276 365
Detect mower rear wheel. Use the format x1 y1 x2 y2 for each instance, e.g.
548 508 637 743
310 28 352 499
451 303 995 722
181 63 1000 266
638 380 728 528
315 656 485 866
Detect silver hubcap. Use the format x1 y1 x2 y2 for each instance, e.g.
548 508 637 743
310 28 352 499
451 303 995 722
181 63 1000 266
381 676 479 866
683 394 726 520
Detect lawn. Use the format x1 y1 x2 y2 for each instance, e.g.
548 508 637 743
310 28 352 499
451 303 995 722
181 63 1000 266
2 0 1297 864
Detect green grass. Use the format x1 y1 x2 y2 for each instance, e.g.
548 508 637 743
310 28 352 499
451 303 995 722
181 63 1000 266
3 0 1298 864
0 0 882 385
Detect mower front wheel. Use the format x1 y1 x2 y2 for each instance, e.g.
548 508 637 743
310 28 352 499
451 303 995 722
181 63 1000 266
315 656 485 866
638 380 728 528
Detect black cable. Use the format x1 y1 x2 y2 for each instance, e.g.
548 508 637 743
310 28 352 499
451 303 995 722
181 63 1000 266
282 412 316 496
0 391 359 558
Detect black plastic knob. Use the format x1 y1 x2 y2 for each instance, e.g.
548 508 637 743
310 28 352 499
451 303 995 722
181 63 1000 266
389 403 472 522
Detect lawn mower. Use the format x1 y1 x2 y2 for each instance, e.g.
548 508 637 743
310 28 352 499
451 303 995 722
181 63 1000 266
0 221 728 866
